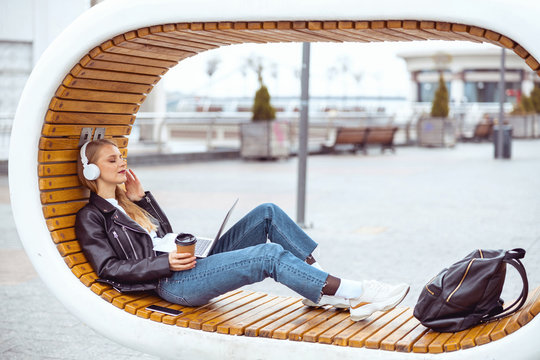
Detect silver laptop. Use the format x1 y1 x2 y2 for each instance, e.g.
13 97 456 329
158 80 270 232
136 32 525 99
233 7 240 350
195 198 238 258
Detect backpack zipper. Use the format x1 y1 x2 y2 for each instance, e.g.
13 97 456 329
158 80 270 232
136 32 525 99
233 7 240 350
121 226 139 260
112 230 130 259
446 258 476 302
425 274 437 295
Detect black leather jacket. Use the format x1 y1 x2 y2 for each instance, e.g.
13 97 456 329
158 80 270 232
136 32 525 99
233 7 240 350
75 191 173 292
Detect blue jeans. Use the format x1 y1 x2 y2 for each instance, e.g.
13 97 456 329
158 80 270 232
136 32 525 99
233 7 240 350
156 203 329 306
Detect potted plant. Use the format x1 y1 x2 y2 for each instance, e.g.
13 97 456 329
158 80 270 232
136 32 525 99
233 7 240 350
417 74 456 147
507 88 540 138
240 71 290 160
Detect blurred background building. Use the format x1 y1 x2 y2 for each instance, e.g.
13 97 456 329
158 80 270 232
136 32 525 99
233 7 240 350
1 0 537 160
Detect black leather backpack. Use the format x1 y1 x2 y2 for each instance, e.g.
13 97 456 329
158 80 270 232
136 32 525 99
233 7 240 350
413 248 528 332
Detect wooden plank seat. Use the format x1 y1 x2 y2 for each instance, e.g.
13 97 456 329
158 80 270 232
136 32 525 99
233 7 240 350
8 4 540 358
323 126 398 154
460 122 494 142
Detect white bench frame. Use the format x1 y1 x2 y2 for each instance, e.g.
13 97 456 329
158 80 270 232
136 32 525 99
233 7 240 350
9 0 540 358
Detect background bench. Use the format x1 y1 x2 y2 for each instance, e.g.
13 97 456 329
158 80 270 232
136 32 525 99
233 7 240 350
323 126 398 154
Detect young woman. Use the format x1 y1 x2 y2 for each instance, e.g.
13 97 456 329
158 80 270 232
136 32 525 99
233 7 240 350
75 139 409 321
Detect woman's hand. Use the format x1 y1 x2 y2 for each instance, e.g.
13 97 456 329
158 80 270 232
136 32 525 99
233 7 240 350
168 252 197 271
125 169 145 202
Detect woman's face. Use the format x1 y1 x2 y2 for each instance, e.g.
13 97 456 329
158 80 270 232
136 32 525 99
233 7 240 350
94 144 127 186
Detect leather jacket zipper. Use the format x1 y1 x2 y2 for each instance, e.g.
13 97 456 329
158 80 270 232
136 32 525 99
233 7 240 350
122 226 139 260
146 196 164 224
112 230 130 259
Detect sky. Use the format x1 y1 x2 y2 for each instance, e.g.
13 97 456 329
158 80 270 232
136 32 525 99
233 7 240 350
162 40 500 99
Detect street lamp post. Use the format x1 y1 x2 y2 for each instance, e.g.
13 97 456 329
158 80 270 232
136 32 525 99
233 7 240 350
296 42 310 227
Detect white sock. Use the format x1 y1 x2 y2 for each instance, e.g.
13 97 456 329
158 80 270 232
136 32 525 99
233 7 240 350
334 278 363 299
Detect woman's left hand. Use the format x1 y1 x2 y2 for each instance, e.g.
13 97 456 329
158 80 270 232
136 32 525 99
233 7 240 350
125 169 145 201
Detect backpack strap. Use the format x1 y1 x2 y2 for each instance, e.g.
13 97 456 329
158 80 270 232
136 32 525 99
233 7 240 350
482 249 528 323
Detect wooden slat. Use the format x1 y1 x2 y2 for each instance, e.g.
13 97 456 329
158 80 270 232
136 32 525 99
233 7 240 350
244 301 306 337
114 33 197 57
89 46 178 68
101 288 124 302
55 85 146 104
72 264 94 279
137 300 174 319
64 252 87 268
220 297 299 335
272 307 328 340
63 74 154 94
113 294 153 309
159 291 243 325
450 23 486 43
427 332 453 354
257 305 314 338
39 176 80 190
380 315 421 351
302 310 351 342
434 22 478 42
40 137 128 151
41 188 88 203
244 22 308 43
176 291 254 327
125 30 212 54
371 21 425 41
444 329 470 352
387 20 436 41
43 201 86 218
290 21 345 43
46 215 76 231
525 55 540 71
270 21 338 43
288 308 342 341
45 111 135 125
189 292 265 330
348 308 408 348
105 36 192 62
39 149 80 163
90 282 111 295
202 294 275 332
145 26 218 50
124 296 163 315
49 98 140 115
513 45 529 59
419 21 458 41
332 311 387 346
460 323 486 349
79 271 98 286
475 320 499 345
334 21 388 42
71 64 161 85
518 286 540 326
39 163 78 178
42 124 131 137
365 308 414 349
80 54 168 76
317 316 356 344
150 303 186 322
395 323 429 352
42 201 87 218
52 228 77 244
412 330 439 353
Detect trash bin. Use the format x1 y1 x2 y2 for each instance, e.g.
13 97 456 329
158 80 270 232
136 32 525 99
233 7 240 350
493 125 512 159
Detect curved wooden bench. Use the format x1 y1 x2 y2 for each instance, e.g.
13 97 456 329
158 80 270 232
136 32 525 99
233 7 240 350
10 0 540 358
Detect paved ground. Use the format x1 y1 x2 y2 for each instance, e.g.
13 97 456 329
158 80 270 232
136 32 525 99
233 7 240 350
1 140 539 359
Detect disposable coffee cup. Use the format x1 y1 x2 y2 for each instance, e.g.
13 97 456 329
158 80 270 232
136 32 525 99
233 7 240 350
175 233 197 256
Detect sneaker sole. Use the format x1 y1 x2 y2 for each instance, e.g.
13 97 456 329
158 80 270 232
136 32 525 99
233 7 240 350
302 298 349 309
349 286 410 321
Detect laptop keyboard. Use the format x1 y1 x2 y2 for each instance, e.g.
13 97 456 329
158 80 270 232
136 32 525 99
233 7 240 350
195 239 211 255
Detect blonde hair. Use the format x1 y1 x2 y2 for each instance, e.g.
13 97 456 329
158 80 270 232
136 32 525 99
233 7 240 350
77 139 157 232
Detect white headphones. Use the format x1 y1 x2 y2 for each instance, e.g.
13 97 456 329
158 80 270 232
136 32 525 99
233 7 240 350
80 141 100 181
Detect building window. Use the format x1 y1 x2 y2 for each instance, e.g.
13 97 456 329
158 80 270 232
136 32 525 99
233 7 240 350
464 81 520 103
418 80 451 103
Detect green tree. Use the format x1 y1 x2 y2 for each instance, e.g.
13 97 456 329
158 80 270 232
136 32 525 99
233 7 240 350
431 74 449 118
530 87 540 113
252 84 276 121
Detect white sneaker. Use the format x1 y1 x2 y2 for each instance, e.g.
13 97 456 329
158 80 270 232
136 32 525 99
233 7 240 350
349 281 410 321
302 295 349 309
